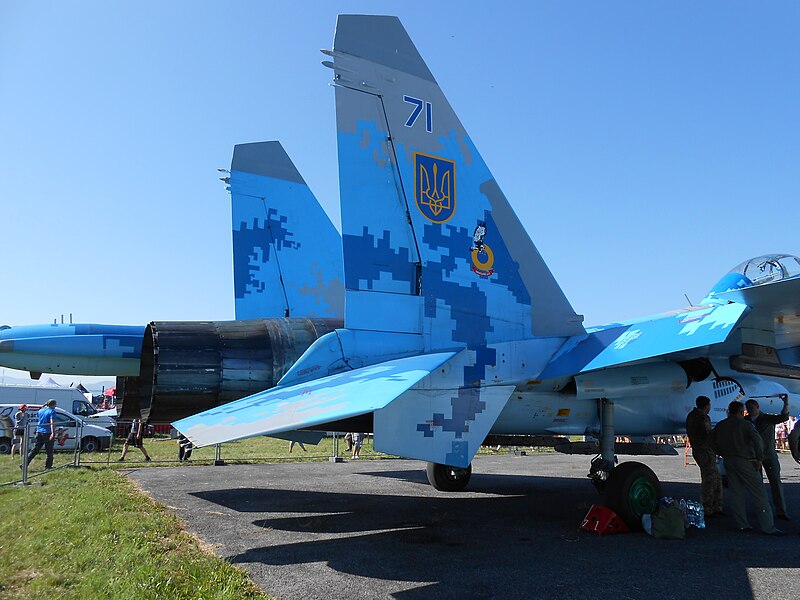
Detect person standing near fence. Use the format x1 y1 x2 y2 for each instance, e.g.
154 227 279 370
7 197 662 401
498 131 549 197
25 399 57 469
351 432 365 459
289 440 306 453
117 418 152 462
177 433 193 462
10 404 28 460
745 395 790 520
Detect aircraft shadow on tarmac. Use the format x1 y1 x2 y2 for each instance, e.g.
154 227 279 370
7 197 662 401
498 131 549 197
190 470 800 599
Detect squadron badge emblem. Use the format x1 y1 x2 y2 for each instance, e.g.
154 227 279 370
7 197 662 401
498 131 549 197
414 152 456 223
470 221 494 277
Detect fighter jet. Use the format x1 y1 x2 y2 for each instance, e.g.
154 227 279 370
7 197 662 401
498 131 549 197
174 15 800 529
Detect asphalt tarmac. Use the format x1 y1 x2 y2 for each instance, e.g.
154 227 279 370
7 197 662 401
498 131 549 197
128 453 800 599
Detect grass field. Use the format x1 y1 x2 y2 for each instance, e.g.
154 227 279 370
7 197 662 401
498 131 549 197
0 467 267 599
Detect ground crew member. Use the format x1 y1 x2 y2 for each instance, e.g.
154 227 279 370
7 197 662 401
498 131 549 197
685 396 723 517
710 401 783 535
745 395 790 520
25 399 57 469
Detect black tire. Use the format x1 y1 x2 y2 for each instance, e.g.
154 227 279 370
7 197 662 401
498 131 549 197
426 462 472 492
0 437 11 454
81 437 99 453
605 461 661 531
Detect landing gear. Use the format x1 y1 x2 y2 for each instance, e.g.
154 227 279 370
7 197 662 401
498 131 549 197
605 461 660 530
588 398 661 530
426 462 472 491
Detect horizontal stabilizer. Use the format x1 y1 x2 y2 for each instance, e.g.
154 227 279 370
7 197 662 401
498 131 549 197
172 352 455 447
539 302 749 380
0 323 144 376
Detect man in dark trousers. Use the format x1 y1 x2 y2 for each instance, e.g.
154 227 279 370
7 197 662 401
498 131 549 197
25 399 58 469
686 396 723 517
117 417 152 462
745 395 790 520
710 400 783 535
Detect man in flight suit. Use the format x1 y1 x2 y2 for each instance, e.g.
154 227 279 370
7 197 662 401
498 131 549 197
745 395 790 520
686 395 723 516
710 401 784 535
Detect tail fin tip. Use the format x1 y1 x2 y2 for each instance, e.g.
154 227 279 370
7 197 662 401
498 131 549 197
232 141 305 184
334 14 434 82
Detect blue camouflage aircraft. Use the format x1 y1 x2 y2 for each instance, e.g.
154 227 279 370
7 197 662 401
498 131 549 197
174 15 800 528
0 142 345 421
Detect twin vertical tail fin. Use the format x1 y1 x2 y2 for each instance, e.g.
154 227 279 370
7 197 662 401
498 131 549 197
328 15 583 352
229 141 344 320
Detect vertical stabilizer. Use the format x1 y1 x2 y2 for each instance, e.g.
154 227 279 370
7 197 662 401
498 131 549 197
329 15 583 351
230 141 344 320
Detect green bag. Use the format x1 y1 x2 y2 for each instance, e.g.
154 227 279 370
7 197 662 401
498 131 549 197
649 505 685 540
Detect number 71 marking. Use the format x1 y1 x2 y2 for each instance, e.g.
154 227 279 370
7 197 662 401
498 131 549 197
403 95 433 133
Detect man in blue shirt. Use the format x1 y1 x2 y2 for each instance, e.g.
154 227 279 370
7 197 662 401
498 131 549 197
25 399 57 469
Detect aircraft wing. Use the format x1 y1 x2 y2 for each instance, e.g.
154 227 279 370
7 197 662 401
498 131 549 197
538 302 749 380
172 352 456 447
713 275 800 351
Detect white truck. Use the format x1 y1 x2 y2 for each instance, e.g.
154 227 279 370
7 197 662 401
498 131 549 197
0 403 113 454
0 384 116 430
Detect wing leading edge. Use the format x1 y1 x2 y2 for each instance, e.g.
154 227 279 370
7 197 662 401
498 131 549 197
172 352 456 448
539 302 749 380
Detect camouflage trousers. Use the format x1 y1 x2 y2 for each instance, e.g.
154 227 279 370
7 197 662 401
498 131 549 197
694 446 723 514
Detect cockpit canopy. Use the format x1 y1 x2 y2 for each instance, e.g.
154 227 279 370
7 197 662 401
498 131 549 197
707 254 800 297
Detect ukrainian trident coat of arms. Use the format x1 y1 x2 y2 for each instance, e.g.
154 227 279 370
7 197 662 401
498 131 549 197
414 152 455 223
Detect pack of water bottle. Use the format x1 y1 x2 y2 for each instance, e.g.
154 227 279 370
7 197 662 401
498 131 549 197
658 496 706 529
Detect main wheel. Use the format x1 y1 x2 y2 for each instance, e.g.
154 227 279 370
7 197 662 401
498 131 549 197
81 437 99 453
0 437 11 454
426 462 472 491
604 461 661 531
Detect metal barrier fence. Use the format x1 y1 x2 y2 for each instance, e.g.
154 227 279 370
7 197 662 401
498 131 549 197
76 430 355 467
2 417 106 487
2 425 362 487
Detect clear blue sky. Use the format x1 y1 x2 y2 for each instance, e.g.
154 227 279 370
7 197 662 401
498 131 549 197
1 2 799 337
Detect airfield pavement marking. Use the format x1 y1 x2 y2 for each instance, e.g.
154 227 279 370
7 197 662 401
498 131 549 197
128 453 800 600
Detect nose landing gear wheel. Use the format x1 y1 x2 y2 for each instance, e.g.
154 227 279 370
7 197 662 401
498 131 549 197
605 461 661 531
426 462 472 491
